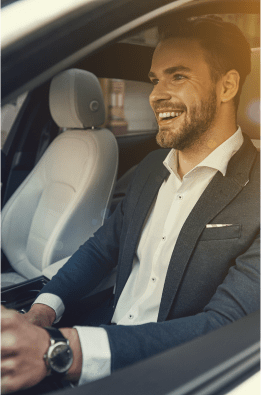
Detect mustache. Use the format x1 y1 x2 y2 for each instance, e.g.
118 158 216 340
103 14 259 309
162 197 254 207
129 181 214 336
152 102 187 112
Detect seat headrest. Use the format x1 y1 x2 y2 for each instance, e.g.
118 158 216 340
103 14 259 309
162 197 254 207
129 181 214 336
49 69 105 129
237 48 260 140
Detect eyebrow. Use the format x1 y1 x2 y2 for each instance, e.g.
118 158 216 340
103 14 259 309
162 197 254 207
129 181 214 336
148 66 192 79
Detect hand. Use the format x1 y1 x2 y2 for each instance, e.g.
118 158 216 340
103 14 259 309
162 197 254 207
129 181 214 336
23 303 56 327
1 305 50 394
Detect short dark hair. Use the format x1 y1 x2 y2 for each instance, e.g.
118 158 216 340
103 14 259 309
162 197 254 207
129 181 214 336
158 15 251 110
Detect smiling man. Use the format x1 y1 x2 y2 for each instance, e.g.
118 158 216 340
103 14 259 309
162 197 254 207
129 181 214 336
1 16 259 394
149 42 219 153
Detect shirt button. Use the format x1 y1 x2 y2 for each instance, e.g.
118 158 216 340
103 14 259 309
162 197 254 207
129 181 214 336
151 277 156 283
162 236 166 240
128 314 134 319
178 195 183 200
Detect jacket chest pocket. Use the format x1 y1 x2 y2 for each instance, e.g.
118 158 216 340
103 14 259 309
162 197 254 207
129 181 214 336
200 224 241 241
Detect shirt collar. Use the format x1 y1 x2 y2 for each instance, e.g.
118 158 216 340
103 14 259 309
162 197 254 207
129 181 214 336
163 127 244 177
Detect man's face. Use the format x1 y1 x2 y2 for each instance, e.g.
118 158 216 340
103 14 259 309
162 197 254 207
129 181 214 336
149 38 219 150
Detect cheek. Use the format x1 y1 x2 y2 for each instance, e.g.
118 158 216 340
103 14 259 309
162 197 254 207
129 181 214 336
182 86 200 104
178 79 207 102
169 83 195 104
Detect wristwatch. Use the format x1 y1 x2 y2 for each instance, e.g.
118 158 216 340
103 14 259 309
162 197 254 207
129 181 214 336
43 327 73 375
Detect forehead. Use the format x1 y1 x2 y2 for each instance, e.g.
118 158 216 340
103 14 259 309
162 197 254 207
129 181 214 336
150 37 211 76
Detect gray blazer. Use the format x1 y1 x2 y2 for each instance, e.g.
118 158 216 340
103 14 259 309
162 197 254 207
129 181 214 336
41 133 260 371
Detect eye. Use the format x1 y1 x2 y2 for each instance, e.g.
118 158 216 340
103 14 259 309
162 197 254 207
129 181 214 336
172 74 186 81
150 79 159 86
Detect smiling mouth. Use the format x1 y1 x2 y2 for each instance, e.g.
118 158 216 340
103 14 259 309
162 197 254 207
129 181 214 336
157 111 184 122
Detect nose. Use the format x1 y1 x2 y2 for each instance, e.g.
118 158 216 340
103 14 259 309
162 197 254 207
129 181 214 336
149 82 171 103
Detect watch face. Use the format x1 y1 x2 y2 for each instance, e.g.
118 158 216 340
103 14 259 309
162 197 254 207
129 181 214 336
49 342 73 374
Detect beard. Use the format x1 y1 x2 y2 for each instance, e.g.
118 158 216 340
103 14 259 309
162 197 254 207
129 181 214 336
155 88 217 151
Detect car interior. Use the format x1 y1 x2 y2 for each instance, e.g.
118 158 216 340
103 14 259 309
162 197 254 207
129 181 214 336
1 69 118 287
1 20 260 287
1 0 260 393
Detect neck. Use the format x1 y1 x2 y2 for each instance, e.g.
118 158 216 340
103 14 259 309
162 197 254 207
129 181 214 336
177 121 237 179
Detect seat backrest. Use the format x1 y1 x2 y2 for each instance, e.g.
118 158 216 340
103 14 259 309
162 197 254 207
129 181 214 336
2 69 118 279
237 48 260 149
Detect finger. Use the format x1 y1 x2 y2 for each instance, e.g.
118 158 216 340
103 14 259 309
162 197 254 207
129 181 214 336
1 359 16 376
1 306 18 315
1 333 18 358
1 309 20 330
1 356 19 394
1 375 29 394
1 375 12 394
1 357 46 393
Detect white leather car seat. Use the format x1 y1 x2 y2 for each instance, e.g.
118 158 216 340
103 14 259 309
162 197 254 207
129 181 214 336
1 69 118 287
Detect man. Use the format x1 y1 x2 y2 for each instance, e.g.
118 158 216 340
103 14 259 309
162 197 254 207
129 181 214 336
1 16 259 393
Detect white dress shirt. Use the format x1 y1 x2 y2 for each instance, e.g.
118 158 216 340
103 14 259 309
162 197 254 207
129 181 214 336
34 128 243 384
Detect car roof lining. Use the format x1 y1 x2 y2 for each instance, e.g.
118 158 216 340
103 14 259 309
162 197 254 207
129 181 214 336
2 0 259 105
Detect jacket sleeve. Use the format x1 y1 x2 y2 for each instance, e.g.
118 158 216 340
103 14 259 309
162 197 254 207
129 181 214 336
102 232 260 372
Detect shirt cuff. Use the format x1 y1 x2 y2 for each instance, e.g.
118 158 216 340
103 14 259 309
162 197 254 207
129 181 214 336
33 293 65 324
74 326 111 385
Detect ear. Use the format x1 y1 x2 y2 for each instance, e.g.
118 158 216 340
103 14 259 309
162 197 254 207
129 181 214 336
220 69 240 103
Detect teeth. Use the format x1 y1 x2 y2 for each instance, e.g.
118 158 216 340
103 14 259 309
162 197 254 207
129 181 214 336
159 111 183 119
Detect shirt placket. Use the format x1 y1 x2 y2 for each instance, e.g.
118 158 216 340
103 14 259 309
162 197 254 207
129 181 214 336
123 179 187 325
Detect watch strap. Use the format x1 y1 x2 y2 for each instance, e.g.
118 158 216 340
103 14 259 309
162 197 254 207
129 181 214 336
44 327 68 343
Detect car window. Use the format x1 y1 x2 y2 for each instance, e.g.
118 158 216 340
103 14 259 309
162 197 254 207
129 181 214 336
1 92 28 148
99 78 157 136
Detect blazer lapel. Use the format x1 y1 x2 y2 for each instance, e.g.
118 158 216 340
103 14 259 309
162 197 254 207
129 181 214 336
114 164 169 307
158 135 258 322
